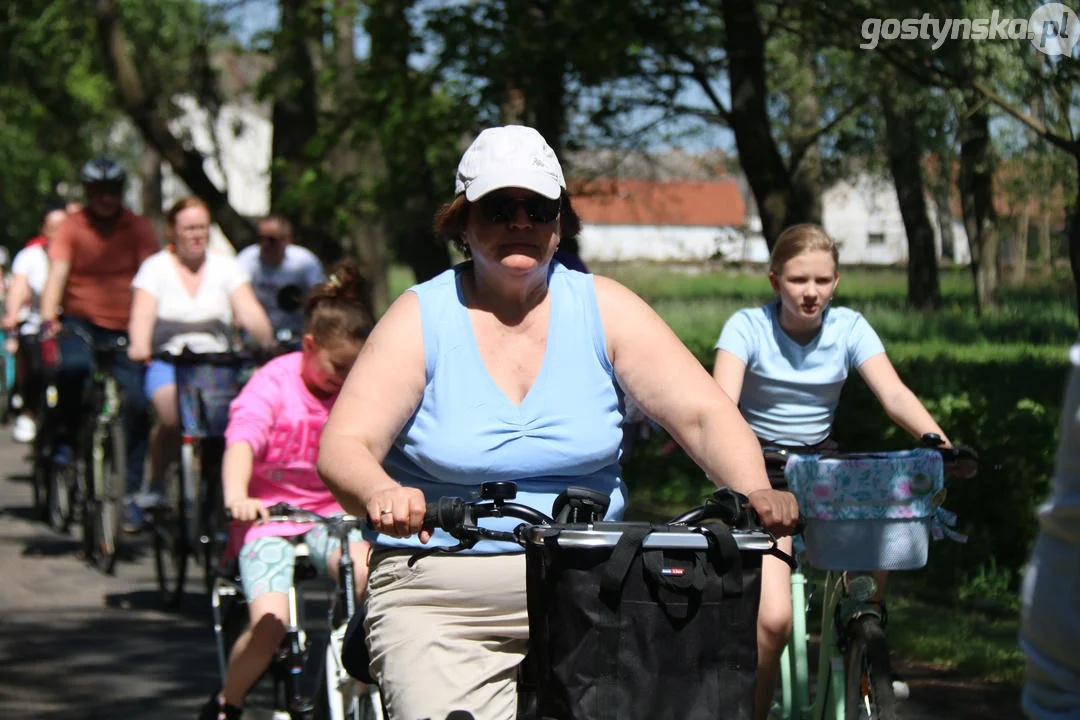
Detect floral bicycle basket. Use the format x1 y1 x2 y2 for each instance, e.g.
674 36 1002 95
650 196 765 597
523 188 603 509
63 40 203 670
785 448 964 571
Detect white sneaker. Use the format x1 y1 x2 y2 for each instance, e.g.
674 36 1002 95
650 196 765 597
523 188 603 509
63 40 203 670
12 415 35 443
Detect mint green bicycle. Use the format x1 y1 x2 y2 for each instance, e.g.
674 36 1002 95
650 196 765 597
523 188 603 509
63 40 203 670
769 439 975 720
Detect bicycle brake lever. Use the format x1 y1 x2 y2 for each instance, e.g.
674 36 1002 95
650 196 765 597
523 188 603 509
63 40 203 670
407 542 474 567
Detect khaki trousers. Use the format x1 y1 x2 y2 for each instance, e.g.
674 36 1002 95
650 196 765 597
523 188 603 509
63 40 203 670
365 551 529 720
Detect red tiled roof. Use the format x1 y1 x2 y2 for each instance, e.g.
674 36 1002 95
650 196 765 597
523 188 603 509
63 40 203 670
569 178 746 227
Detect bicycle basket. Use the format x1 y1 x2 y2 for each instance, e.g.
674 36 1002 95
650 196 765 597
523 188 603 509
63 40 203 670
786 449 947 571
175 364 241 438
524 522 770 720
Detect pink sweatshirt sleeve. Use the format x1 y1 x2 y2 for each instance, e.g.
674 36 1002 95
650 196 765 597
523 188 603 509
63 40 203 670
225 364 282 458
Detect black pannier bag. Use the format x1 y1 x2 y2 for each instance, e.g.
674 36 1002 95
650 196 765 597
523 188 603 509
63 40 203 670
524 519 768 720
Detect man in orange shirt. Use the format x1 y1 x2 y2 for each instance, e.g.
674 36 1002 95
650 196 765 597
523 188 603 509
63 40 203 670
40 157 159 532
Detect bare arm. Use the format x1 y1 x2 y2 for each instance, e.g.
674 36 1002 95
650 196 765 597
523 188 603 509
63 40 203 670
711 349 747 405
1 274 31 331
40 259 71 327
595 276 797 533
230 283 275 348
221 441 268 523
127 288 158 363
857 353 950 444
317 291 430 538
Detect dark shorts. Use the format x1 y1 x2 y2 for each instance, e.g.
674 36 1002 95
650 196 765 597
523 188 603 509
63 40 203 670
760 437 839 490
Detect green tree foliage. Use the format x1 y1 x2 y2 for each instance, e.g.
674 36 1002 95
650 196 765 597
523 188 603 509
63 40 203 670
0 1 113 247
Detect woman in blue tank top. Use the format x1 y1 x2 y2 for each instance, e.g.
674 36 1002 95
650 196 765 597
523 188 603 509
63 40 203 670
713 223 967 720
318 126 800 720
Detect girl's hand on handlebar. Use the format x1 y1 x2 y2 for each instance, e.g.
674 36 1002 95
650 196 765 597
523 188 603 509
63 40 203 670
367 485 430 542
227 497 270 524
946 445 979 479
748 488 800 536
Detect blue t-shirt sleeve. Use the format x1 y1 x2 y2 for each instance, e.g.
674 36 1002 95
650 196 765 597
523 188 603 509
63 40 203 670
715 310 756 364
848 313 886 368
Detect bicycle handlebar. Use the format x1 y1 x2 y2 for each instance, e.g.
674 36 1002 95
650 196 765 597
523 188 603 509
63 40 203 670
762 433 979 475
226 502 365 538
420 484 777 552
57 325 128 354
151 346 279 367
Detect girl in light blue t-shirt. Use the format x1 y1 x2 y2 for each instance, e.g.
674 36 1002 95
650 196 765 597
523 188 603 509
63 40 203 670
713 223 959 720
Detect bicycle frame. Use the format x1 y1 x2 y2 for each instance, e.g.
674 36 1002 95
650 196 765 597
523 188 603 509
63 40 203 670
776 565 848 720
87 370 123 558
211 507 374 720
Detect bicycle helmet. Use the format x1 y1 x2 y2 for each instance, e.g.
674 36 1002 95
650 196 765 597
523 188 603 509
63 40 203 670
79 157 127 186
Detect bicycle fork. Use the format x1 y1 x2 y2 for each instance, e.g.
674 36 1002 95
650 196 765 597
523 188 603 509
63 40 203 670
283 583 312 716
91 378 121 557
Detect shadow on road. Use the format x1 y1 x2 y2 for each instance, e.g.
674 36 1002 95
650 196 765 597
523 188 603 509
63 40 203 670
0 609 220 719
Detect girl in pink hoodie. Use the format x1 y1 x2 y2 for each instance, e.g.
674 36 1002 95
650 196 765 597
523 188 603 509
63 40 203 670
201 260 374 720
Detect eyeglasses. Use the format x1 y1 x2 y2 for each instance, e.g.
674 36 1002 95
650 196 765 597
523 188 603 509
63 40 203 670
475 192 561 224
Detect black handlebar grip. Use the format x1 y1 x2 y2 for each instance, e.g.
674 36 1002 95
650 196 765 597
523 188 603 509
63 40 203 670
422 497 467 531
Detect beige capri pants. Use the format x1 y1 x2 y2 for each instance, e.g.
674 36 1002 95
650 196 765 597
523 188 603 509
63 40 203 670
364 550 530 720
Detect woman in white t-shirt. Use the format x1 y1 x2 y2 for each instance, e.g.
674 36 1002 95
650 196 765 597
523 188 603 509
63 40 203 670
1 206 67 443
128 197 274 496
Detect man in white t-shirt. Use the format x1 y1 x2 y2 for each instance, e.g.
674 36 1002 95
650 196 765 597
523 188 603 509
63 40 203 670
2 206 66 442
236 214 323 338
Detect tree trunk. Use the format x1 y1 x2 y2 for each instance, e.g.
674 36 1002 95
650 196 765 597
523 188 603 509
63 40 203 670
327 0 388 311
789 41 823 227
367 0 450 286
722 0 805 249
958 104 999 312
932 160 957 262
1039 210 1053 276
881 78 940 309
93 0 255 247
139 144 164 245
1071 160 1080 327
1012 206 1030 285
270 0 320 232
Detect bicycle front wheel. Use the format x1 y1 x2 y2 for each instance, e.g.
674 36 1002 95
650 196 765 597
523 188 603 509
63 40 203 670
47 458 77 533
84 420 126 575
844 616 898 720
199 437 228 594
153 457 188 606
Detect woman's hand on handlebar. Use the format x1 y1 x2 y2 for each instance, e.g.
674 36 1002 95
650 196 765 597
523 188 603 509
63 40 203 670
227 497 270 524
747 488 800 537
367 485 430 542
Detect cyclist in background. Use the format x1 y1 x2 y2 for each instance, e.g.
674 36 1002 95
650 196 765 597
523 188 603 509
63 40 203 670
127 196 274 508
198 260 372 720
1020 337 1080 719
236 214 323 340
2 204 67 442
712 223 970 720
40 157 159 532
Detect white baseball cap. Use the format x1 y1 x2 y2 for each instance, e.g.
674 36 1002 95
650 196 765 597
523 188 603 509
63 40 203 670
454 125 566 201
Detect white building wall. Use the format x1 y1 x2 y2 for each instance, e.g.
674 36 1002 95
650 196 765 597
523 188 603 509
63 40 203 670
579 224 768 263
822 174 971 265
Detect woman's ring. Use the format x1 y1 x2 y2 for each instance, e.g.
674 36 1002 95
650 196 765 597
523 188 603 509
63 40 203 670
381 509 393 516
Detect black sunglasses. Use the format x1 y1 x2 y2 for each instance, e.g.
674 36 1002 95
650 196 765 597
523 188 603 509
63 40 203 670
475 192 561 224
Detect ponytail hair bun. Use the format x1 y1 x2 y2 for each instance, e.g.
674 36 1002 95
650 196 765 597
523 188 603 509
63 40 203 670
304 259 375 345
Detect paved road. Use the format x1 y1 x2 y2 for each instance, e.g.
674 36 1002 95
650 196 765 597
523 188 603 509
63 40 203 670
0 429 1021 720
0 434 299 720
